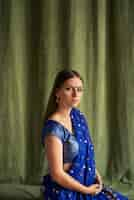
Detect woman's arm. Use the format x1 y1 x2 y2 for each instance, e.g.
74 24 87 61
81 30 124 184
44 135 100 195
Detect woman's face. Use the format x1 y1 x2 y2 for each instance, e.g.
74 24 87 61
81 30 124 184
56 76 83 108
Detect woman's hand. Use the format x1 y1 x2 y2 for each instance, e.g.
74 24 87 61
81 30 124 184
85 184 101 195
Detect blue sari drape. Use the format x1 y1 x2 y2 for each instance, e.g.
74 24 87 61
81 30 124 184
41 108 128 200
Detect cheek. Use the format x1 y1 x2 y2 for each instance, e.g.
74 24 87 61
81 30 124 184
60 92 70 99
62 91 71 96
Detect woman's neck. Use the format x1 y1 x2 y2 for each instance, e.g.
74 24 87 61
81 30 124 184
56 106 72 119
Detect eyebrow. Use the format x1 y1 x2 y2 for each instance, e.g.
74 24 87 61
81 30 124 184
64 85 83 88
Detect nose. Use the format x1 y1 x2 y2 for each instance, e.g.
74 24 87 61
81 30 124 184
72 88 78 96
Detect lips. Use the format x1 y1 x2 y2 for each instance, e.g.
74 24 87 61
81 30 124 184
72 99 79 102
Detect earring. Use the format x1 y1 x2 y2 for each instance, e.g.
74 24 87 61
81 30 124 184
56 96 60 104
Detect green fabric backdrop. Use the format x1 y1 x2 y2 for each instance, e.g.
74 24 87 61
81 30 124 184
0 0 134 193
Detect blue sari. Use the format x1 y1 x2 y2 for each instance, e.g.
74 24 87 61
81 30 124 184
41 107 128 200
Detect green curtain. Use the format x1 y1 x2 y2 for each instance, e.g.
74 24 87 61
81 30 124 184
0 0 134 190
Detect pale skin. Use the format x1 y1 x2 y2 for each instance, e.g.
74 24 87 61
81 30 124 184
44 76 103 195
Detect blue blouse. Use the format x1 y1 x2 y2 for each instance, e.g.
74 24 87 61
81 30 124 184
42 119 79 163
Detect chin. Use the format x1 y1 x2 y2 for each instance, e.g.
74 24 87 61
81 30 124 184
72 102 80 107
73 105 79 108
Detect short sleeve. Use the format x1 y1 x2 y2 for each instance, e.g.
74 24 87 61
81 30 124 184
41 122 64 146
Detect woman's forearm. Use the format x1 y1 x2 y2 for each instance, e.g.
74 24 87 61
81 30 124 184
96 169 101 179
95 169 99 176
51 170 88 194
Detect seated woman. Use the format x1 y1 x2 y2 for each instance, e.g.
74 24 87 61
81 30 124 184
41 69 128 199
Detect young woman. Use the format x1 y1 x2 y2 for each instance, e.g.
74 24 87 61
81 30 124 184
41 69 128 200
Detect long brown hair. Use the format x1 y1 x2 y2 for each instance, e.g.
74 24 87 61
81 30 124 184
43 69 84 123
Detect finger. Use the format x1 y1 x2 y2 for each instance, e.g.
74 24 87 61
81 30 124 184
96 185 100 189
95 189 101 195
95 184 100 187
